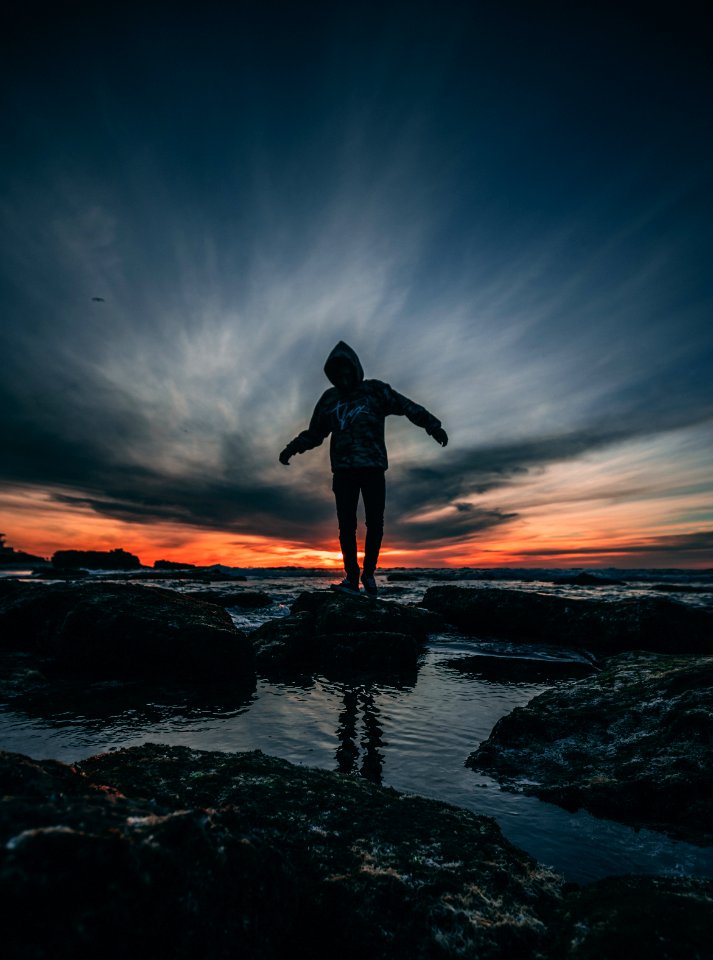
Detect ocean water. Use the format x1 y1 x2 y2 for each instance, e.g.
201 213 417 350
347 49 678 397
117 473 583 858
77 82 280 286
1 567 712 884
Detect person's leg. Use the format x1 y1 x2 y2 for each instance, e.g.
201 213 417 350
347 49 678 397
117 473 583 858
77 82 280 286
361 469 386 577
332 470 361 583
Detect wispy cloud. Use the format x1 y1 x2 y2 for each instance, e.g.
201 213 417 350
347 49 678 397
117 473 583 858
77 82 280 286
2 5 712 564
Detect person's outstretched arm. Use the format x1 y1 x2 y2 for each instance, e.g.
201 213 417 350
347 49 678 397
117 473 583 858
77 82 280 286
382 384 448 446
279 397 331 465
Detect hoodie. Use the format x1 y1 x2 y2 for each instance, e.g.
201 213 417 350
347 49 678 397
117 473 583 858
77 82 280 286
283 341 442 471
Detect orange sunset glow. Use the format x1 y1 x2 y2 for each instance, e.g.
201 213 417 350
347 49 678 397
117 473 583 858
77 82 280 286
3 462 711 569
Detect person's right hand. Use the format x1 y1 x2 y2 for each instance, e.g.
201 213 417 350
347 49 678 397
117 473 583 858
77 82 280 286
431 427 448 447
279 448 292 466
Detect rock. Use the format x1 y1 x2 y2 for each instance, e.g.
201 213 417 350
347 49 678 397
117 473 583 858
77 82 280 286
252 593 438 678
550 572 624 586
311 592 441 637
38 569 247 582
153 559 197 569
0 581 254 682
555 875 713 959
468 652 713 844
182 588 273 608
52 548 141 570
153 560 248 580
0 579 39 601
31 567 90 579
0 537 48 567
0 743 565 959
386 571 461 582
291 590 332 615
421 586 713 653
250 611 318 672
3 745 711 958
0 748 296 960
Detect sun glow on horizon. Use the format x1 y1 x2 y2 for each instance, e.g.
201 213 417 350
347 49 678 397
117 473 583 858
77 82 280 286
2 483 711 570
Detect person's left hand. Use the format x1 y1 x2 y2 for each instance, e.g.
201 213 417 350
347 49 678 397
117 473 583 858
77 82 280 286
279 448 292 465
431 427 448 447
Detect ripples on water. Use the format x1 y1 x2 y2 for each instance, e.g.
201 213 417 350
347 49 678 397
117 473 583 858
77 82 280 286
1 569 712 884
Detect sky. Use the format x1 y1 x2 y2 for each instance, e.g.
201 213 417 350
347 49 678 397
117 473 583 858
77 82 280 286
2 3 712 568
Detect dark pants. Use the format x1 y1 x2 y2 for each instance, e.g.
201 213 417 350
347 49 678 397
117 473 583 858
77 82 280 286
332 468 386 580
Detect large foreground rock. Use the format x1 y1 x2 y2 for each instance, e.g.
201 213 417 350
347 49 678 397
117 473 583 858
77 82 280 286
3 745 712 959
0 580 254 681
250 592 438 677
469 652 713 844
1 743 563 959
422 586 713 653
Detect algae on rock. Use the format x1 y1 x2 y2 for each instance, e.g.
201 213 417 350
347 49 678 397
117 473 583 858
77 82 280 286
469 652 713 845
1 743 562 959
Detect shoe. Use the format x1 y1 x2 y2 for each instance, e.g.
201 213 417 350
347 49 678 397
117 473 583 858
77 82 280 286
330 577 361 596
361 575 377 597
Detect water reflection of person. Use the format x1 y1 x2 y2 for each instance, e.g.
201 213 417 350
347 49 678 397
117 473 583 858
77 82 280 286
335 683 385 785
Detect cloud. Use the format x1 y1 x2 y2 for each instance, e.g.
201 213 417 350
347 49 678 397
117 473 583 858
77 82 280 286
1 5 712 564
388 505 518 546
639 531 713 555
514 531 713 561
390 408 713 514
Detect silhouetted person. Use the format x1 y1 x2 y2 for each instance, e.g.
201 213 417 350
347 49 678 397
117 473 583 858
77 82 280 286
279 341 447 595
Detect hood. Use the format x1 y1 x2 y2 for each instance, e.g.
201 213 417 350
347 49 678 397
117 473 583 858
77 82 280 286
324 341 364 386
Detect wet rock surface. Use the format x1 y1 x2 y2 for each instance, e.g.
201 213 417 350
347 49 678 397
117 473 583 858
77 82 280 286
3 744 712 959
469 652 713 844
0 580 254 682
555 874 713 960
250 592 437 678
181 588 273 608
1 743 563 960
250 610 318 673
422 585 713 653
292 589 442 633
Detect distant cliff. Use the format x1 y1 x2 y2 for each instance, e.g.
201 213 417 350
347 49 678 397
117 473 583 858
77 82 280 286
51 548 142 570
0 534 47 567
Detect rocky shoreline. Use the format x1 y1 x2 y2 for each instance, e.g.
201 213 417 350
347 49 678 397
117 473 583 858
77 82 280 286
2 743 712 959
1 577 712 956
469 651 713 845
421 585 713 654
